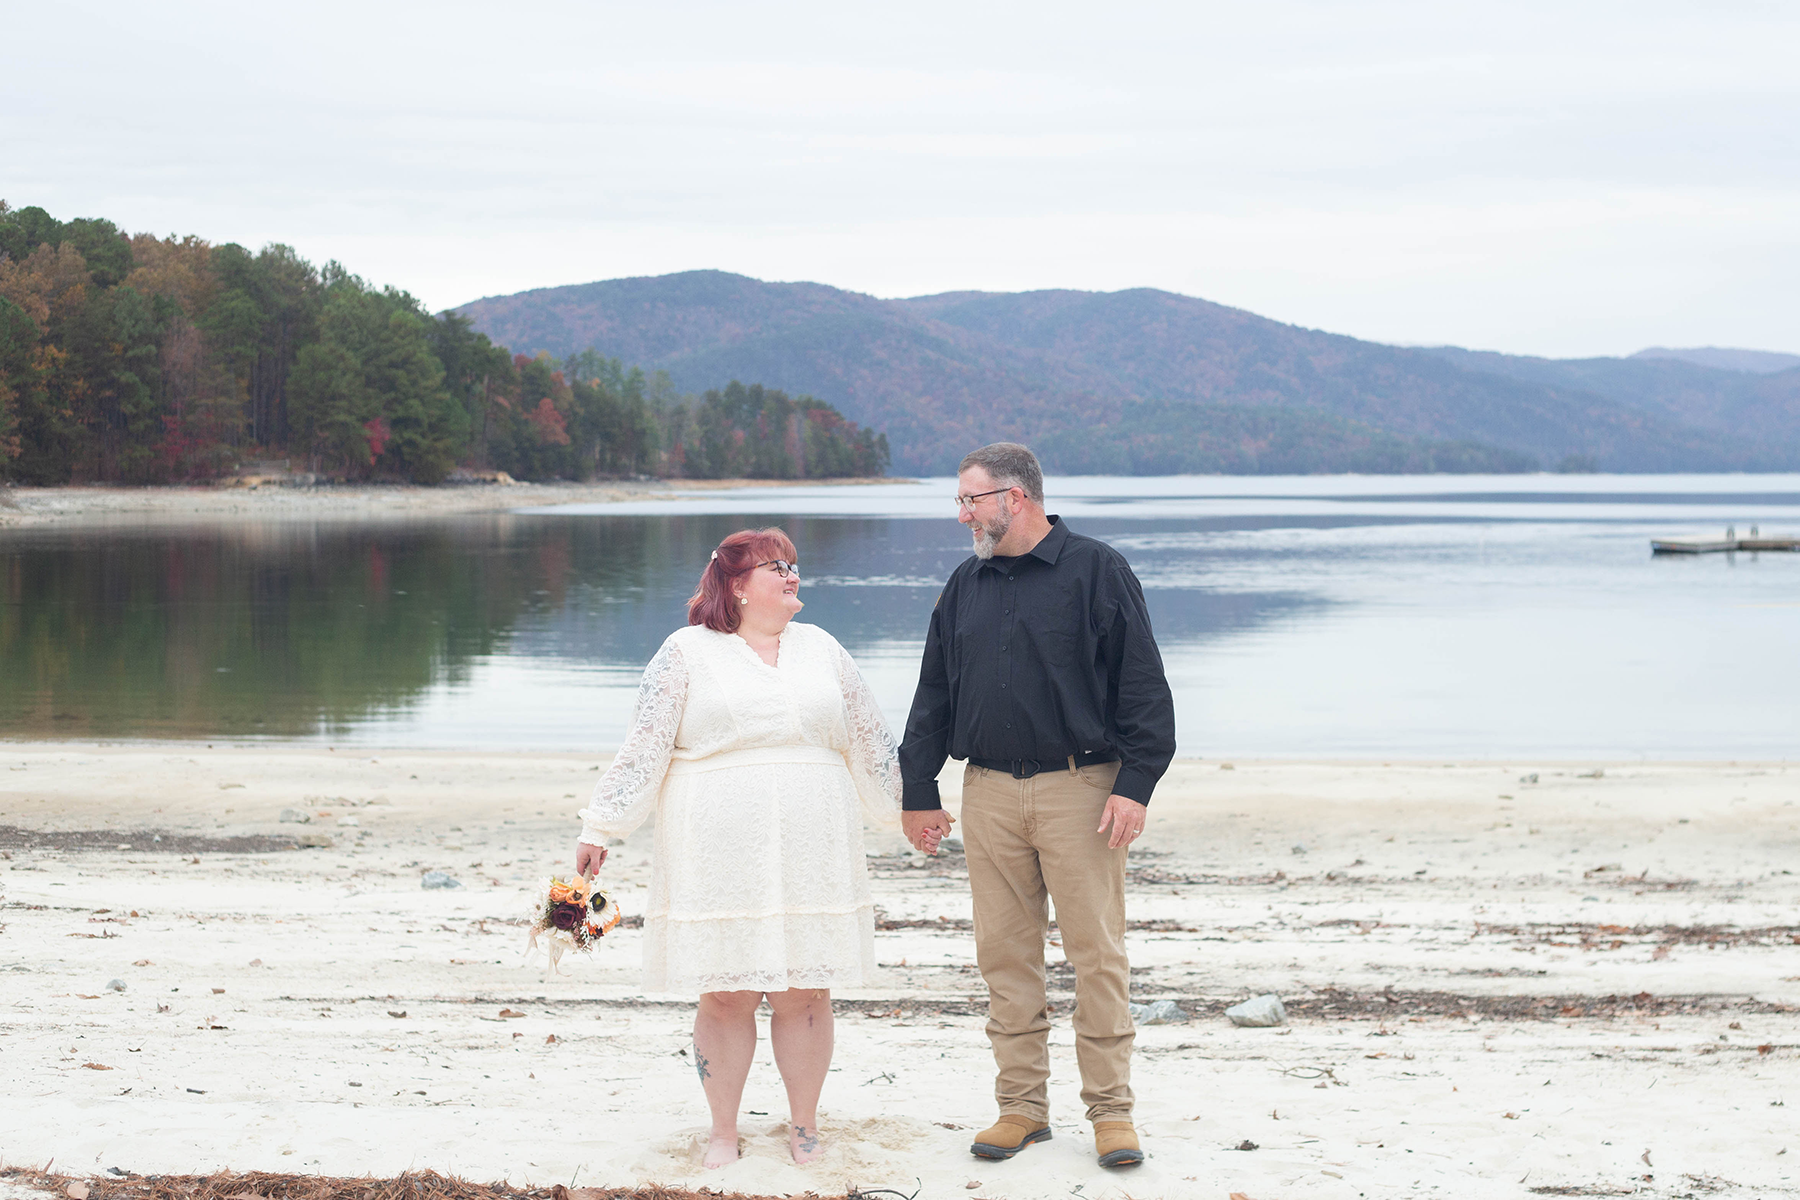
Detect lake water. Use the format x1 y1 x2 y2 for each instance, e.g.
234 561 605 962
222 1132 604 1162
4 475 1797 759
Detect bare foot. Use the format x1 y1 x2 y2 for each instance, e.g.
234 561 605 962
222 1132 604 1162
703 1132 740 1169
790 1121 822 1164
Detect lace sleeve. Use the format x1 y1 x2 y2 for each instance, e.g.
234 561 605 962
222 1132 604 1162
577 639 688 845
833 639 903 830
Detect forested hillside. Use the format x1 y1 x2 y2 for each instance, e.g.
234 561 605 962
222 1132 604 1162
16 198 1782 483
0 203 886 484
1418 345 1800 448
1632 347 1800 374
459 271 1800 475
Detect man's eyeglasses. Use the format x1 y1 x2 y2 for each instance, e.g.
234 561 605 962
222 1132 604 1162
954 487 1015 510
756 559 800 579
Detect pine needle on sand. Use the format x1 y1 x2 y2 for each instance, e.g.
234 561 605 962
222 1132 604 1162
0 1167 853 1200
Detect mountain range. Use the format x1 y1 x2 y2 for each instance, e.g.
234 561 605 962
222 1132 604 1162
453 271 1800 475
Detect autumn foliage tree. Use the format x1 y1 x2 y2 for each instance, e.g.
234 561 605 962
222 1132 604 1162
673 381 889 479
0 201 889 484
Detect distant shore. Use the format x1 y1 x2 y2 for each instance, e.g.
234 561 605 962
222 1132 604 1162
0 478 907 529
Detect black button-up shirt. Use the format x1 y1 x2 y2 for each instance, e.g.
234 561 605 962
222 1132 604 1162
899 516 1176 809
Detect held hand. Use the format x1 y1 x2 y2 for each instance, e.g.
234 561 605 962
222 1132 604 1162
902 808 956 855
574 841 609 876
1096 794 1148 850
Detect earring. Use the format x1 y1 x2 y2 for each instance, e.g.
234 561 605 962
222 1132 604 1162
738 596 748 605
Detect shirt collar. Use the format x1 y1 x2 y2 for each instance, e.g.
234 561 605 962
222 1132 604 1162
1031 515 1070 564
979 514 1069 570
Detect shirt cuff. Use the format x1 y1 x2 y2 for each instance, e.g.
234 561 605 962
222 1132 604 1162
576 809 617 846
1111 766 1158 807
902 779 942 810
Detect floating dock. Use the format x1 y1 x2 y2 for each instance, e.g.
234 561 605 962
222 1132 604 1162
1652 531 1800 554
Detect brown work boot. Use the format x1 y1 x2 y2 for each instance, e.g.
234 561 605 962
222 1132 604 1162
1094 1120 1144 1167
970 1115 1052 1159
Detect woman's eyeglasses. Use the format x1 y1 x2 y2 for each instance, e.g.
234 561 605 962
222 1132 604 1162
756 559 800 579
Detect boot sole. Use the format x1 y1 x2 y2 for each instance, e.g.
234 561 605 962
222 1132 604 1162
1098 1147 1145 1167
970 1126 1053 1159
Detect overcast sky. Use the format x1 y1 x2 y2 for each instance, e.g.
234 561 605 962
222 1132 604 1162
4 1 1795 358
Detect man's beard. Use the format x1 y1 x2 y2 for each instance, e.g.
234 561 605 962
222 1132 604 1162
971 505 1014 559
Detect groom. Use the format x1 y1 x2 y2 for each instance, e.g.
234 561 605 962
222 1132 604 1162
898 442 1175 1169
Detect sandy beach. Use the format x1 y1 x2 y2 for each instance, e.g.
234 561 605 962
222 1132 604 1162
2 744 1795 1199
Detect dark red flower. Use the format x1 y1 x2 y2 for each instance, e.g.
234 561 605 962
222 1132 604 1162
550 902 583 931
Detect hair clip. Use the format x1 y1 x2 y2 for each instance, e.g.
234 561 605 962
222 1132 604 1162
710 550 718 561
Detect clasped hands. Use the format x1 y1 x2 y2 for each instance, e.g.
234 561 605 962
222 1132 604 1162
902 794 1148 854
901 808 956 855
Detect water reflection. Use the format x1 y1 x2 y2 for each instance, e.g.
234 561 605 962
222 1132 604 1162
0 513 1320 741
4 521 528 737
5 475 1799 757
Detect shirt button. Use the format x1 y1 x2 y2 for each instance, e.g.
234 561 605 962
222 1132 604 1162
1000 683 1007 689
1005 722 1012 729
1007 575 1015 581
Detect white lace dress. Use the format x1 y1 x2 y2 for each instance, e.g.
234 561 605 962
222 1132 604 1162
577 621 902 995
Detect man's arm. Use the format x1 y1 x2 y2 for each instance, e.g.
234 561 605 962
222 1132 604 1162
898 590 957 851
1102 562 1177 806
899 591 955 810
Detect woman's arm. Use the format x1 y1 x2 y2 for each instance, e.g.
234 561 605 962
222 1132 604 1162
832 638 903 830
574 639 689 862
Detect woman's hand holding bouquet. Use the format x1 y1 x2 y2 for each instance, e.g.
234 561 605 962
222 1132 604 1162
527 861 621 973
575 841 608 876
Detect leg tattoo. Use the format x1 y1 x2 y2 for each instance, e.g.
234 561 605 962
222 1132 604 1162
794 1124 819 1154
694 1050 711 1082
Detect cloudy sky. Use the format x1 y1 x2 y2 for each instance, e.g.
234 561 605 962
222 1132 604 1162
4 1 1794 357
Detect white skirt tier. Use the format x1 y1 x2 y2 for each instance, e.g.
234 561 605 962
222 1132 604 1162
644 745 876 994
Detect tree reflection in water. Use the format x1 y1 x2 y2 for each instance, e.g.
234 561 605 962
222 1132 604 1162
0 513 1318 744
0 516 915 739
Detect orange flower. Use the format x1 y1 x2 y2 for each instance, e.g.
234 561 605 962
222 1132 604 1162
547 881 574 904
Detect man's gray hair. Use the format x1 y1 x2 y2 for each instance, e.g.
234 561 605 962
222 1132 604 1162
959 442 1044 505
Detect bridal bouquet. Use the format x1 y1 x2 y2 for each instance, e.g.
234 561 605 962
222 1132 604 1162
526 872 622 973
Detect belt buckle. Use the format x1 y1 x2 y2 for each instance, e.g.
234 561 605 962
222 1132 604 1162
1013 758 1041 779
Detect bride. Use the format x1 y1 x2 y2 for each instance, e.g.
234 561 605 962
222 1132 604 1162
573 526 902 1167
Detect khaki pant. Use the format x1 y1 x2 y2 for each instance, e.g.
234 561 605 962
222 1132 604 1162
961 759 1134 1124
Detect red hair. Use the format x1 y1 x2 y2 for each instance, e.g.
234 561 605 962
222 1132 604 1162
688 527 798 633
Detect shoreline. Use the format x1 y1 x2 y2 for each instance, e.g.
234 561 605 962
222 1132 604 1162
0 478 910 529
1 739 1792 769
